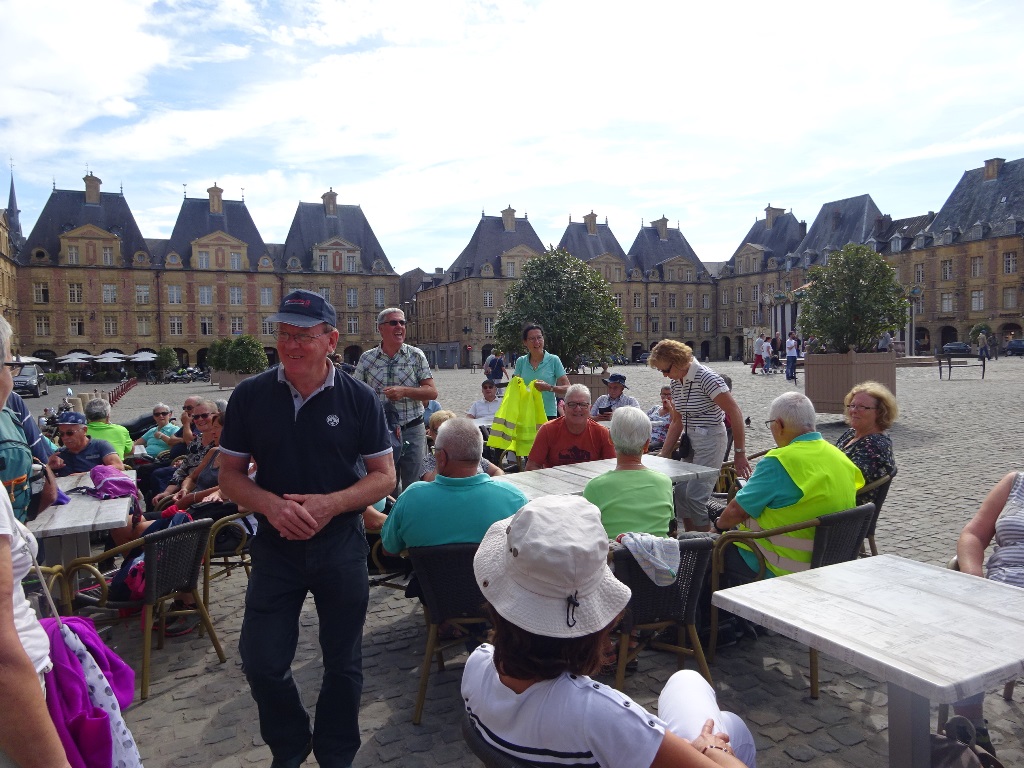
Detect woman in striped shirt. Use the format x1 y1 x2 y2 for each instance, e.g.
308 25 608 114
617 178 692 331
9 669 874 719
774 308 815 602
952 471 1024 754
648 340 750 532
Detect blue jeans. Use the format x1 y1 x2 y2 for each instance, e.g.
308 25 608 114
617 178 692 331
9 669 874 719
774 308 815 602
785 356 797 379
397 422 426 495
240 518 369 768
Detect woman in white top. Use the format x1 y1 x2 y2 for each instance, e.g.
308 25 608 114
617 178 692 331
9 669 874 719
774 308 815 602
0 314 71 768
462 495 756 767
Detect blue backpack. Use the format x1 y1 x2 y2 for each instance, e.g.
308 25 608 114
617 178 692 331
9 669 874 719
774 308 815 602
0 407 34 522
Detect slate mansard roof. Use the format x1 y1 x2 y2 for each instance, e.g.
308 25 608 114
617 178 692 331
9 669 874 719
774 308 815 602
728 211 805 267
281 202 396 273
627 222 705 276
21 188 150 265
165 197 268 269
789 194 883 266
442 213 544 283
927 157 1024 241
558 220 629 264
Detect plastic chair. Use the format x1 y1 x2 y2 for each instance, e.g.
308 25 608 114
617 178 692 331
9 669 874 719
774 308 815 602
64 517 226 699
709 503 875 698
407 543 490 724
855 473 894 556
461 712 534 767
936 555 1017 731
609 533 715 690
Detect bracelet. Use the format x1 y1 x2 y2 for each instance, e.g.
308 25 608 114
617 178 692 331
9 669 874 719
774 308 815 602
734 448 746 454
702 744 731 755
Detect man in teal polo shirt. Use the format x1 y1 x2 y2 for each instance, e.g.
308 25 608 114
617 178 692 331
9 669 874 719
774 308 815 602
714 391 863 581
381 418 528 553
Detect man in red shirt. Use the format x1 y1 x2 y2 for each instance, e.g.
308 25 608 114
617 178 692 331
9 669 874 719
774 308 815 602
525 384 615 470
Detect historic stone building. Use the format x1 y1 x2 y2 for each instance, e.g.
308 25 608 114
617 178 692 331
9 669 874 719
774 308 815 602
0 178 20 324
15 175 397 367
885 157 1024 351
414 207 544 368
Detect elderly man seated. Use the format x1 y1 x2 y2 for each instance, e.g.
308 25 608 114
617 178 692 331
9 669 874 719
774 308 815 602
48 412 124 476
590 373 640 421
381 418 528 553
85 398 133 458
466 379 501 420
713 392 864 583
583 406 673 539
525 384 615 470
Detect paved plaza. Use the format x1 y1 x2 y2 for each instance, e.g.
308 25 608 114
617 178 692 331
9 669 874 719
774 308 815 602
74 359 1023 767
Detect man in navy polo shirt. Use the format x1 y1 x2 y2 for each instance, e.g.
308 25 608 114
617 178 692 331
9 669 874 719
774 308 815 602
220 289 395 768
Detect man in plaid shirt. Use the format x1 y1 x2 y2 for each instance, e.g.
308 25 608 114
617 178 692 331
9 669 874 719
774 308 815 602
354 307 437 494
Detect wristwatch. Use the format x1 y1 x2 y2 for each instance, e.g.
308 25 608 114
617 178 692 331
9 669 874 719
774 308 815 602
734 448 746 454
712 518 724 533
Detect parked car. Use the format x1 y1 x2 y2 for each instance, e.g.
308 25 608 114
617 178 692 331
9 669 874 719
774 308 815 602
638 352 651 364
1006 339 1024 356
941 341 972 354
12 364 48 398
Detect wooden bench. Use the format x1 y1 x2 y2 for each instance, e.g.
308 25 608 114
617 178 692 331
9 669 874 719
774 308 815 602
935 353 985 379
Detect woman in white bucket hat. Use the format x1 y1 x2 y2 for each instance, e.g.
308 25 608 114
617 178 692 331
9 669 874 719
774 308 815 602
462 495 756 767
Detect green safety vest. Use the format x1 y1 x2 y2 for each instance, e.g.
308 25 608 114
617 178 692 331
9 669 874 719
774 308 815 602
486 377 547 457
736 438 864 576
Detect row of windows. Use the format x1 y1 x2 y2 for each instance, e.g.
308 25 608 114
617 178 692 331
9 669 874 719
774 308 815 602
936 252 1017 281
34 313 376 338
932 288 1019 313
64 246 115 266
31 282 390 309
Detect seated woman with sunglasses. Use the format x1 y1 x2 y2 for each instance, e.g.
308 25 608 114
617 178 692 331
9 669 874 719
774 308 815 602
463 496 757 767
133 403 181 457
150 400 219 511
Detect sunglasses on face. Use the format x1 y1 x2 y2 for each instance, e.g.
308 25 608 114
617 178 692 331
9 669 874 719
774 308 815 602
183 405 194 411
381 319 407 327
153 411 170 416
192 412 212 420
58 429 80 437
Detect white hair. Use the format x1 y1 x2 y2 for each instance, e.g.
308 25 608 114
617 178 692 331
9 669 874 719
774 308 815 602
768 391 816 433
435 417 484 462
565 383 591 403
609 406 651 456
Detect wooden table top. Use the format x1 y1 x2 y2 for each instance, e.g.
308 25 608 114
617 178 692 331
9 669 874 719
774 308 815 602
497 456 718 501
28 471 136 539
712 554 1024 703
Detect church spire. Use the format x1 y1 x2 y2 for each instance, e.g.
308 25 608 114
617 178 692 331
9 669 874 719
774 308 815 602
7 171 23 252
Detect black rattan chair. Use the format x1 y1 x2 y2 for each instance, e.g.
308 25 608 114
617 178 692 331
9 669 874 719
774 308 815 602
461 712 534 767
709 503 874 698
609 533 714 690
407 543 490 724
856 473 894 556
202 511 253 625
65 517 226 699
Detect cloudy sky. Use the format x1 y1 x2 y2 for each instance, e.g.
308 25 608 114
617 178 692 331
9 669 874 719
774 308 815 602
3 0 1024 275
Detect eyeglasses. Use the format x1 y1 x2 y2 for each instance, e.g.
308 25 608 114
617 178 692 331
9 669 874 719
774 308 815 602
565 402 590 410
192 412 212 420
659 366 672 375
58 429 80 437
526 335 543 343
846 404 877 412
482 385 496 390
381 319 407 327
764 419 778 429
183 405 194 411
153 411 170 416
276 330 329 345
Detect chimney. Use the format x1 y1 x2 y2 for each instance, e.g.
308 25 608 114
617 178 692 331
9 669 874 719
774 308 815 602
501 206 516 233
764 205 784 230
322 187 338 216
831 209 842 230
83 173 102 205
583 211 598 236
799 220 808 239
873 214 892 237
208 183 223 214
984 158 1005 181
651 215 669 241
435 267 443 275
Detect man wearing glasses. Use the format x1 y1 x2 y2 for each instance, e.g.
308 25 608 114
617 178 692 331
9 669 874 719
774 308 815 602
354 307 437 495
220 289 394 768
712 392 864 583
525 383 615 470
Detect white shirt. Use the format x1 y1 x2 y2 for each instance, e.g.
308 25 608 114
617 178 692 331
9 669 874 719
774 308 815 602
467 398 501 419
786 338 797 357
0 494 50 673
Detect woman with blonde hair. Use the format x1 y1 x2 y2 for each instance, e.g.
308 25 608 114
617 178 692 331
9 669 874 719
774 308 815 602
419 411 503 482
835 381 897 504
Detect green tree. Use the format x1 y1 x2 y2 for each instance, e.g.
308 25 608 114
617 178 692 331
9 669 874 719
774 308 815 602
494 247 625 366
155 347 178 375
968 322 992 343
207 339 230 371
798 244 909 353
227 335 269 373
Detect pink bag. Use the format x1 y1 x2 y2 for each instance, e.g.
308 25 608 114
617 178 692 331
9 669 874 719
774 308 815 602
84 465 143 521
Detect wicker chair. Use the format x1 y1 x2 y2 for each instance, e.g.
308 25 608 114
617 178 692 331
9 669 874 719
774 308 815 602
202 511 253 621
461 712 534 767
407 543 490 725
608 533 714 690
856 473 894 556
709 503 875 698
64 517 226 699
936 555 1017 731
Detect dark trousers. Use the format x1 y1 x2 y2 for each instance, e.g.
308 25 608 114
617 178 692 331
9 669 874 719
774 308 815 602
240 518 369 768
785 356 797 379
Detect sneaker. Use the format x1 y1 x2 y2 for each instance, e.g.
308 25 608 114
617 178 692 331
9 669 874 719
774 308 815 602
163 612 201 637
270 741 313 768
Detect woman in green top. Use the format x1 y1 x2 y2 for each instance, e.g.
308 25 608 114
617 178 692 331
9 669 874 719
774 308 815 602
512 323 570 419
584 406 673 539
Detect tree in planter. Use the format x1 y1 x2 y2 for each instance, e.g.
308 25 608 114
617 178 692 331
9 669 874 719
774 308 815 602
227 335 269 374
968 322 992 343
798 244 908 353
155 347 179 380
207 339 231 371
494 247 624 368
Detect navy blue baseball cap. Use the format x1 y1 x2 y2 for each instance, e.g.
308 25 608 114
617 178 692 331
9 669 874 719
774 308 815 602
58 411 88 425
268 289 337 328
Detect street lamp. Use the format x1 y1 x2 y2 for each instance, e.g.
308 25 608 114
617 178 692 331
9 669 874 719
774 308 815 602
461 326 473 368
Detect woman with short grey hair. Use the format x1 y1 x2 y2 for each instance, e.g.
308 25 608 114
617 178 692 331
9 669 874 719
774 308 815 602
583 406 674 539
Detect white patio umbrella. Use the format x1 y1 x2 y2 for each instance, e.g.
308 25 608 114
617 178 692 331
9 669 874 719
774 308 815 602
56 353 93 362
128 352 158 362
11 355 48 363
93 354 127 364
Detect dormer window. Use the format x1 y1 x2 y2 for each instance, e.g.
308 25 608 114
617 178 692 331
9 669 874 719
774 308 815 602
372 259 385 274
767 258 777 270
481 264 493 277
288 257 301 270
890 237 902 253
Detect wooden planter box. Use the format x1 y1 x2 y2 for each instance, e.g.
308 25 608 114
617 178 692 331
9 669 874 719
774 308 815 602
214 371 258 390
803 350 896 415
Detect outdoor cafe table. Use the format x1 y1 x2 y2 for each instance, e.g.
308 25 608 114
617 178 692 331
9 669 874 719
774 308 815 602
498 455 718 500
28 471 136 572
711 554 1024 768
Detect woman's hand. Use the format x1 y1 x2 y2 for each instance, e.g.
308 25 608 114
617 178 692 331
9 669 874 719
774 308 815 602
687 719 734 759
733 453 751 479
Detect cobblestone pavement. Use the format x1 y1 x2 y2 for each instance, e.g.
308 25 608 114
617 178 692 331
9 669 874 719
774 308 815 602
94 360 1024 767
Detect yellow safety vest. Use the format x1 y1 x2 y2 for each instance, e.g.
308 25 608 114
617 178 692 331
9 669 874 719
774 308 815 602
486 377 547 457
736 438 864 576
